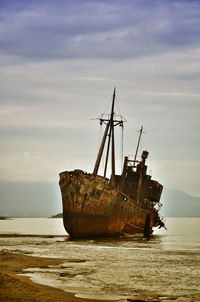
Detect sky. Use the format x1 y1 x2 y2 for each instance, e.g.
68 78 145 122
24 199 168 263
0 0 200 197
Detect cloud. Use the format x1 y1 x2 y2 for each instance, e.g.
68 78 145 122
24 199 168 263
0 0 200 60
0 0 200 196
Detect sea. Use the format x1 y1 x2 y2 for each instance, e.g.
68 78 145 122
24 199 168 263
0 217 200 302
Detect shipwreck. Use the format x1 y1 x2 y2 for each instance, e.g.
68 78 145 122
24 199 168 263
59 89 165 238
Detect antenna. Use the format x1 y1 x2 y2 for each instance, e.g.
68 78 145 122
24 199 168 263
133 126 143 166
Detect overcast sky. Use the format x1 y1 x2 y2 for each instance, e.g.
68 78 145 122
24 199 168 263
0 0 200 197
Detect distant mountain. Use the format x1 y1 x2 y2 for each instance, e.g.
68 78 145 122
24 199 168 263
0 180 200 217
0 180 62 217
161 187 200 217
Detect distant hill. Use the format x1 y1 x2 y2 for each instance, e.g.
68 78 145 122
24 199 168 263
0 180 200 217
0 180 62 217
161 187 200 217
51 213 63 218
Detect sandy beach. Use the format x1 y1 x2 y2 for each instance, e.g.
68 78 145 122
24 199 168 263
0 251 107 302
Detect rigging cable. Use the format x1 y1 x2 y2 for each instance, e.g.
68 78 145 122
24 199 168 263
116 94 122 117
121 124 124 174
102 95 113 115
98 122 102 150
140 135 142 159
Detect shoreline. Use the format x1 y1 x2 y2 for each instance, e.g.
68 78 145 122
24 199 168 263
0 233 67 238
0 251 114 302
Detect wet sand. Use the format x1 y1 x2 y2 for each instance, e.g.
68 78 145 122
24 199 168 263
0 233 66 238
0 251 107 302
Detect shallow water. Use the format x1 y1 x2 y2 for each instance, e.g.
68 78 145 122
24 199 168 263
0 218 200 301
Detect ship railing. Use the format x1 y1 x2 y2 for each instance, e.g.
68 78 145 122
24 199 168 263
117 189 147 211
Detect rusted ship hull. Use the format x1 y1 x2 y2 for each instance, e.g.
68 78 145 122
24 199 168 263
59 170 160 238
59 90 164 238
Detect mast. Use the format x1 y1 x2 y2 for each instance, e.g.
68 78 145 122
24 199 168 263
133 126 143 167
93 88 125 186
93 88 116 176
111 88 115 185
93 123 109 175
103 124 112 177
